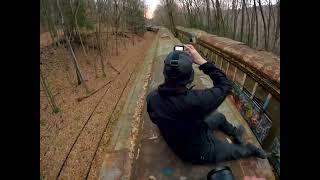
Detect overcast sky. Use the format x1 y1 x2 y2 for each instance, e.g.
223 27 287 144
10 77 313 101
144 0 278 19
145 0 160 19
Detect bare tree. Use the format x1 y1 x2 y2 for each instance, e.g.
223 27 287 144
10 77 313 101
71 0 90 64
253 0 259 47
232 0 240 39
57 0 89 93
248 0 255 46
41 0 61 48
258 0 268 50
223 0 232 37
215 0 225 36
209 0 216 31
95 22 107 77
242 0 251 44
94 0 120 77
239 0 245 41
40 68 60 113
267 0 272 47
121 0 128 50
113 0 120 55
205 0 211 31
164 0 178 36
186 0 193 27
272 0 280 52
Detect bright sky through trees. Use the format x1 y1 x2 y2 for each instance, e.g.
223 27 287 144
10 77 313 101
144 0 277 19
145 0 160 19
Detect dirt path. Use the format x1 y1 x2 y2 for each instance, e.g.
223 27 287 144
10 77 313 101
40 32 156 179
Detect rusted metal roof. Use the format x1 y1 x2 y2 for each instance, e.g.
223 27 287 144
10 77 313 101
176 26 280 99
199 35 280 86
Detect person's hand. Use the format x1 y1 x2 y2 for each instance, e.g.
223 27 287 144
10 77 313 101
184 44 207 65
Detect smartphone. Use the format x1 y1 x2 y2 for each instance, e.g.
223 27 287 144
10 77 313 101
174 45 184 51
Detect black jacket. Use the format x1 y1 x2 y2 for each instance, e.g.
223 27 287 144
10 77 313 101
146 62 232 161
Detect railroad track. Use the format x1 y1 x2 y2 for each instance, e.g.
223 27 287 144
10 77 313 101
84 69 136 179
55 55 141 180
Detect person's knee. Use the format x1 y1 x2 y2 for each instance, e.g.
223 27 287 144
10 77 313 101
208 111 226 121
204 111 227 130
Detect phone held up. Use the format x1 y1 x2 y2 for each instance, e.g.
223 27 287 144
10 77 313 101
174 45 184 51
174 35 196 51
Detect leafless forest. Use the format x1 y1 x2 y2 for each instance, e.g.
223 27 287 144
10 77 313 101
40 0 279 178
40 0 146 113
40 0 152 179
150 0 280 55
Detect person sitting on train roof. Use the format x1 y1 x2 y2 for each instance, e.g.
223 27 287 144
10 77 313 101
146 44 267 164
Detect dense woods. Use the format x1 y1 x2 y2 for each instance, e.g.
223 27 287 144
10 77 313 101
40 0 146 113
40 1 280 179
151 0 280 55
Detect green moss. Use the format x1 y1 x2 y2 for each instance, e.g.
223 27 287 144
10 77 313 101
40 119 46 126
53 107 60 114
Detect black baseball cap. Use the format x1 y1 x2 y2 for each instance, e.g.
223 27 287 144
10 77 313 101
163 50 194 85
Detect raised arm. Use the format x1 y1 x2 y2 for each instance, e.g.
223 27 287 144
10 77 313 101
184 44 232 113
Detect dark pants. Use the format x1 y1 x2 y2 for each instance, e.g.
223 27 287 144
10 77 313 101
204 111 257 163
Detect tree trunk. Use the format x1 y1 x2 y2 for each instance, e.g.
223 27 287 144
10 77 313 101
114 0 120 56
73 0 90 65
193 0 202 28
57 0 89 93
131 32 135 45
224 1 231 37
96 1 120 74
40 68 60 113
249 0 255 47
41 0 57 47
165 0 177 36
181 0 189 26
232 0 238 39
272 1 280 53
96 18 107 77
267 0 272 49
242 0 251 44
258 0 268 50
205 0 211 32
90 36 98 78
253 0 259 47
215 0 225 36
240 0 245 42
122 1 127 51
186 0 193 27
210 0 219 34
66 34 89 92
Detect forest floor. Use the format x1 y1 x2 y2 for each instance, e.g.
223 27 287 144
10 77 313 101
40 31 156 179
